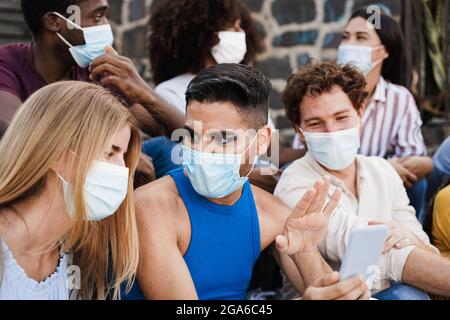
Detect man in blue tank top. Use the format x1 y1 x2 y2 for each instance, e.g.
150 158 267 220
129 64 369 300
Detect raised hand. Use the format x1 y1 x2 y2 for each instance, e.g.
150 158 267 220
276 176 341 256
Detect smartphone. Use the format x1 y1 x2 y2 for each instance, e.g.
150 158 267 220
339 225 388 281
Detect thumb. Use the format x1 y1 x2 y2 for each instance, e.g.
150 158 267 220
275 235 288 253
315 271 339 288
105 46 118 55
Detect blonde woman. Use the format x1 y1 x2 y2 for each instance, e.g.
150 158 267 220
0 81 140 300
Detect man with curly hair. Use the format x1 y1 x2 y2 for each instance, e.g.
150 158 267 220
275 61 450 299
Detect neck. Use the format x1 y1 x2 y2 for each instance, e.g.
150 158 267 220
0 175 71 256
364 65 383 106
322 160 358 187
32 40 74 83
207 187 244 206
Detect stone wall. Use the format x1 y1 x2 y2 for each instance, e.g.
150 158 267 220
108 0 402 145
0 0 404 145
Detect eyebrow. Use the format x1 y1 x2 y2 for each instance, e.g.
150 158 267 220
304 110 351 123
90 5 109 15
343 30 371 37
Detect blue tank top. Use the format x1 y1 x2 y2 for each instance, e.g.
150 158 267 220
121 168 261 300
172 168 261 300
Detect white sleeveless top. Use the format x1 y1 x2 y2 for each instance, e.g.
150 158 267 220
0 239 69 300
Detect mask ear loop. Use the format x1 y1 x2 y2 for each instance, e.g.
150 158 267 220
242 132 261 178
52 12 83 48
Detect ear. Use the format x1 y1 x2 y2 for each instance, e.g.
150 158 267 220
256 126 271 156
379 46 389 60
42 12 63 33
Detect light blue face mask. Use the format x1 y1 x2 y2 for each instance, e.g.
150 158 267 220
53 12 114 68
337 45 384 76
181 134 259 199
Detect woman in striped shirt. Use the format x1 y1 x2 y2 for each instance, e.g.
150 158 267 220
337 6 433 221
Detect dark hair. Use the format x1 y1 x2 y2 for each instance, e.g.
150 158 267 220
21 0 80 37
186 64 271 128
283 61 368 126
349 6 405 86
148 0 266 85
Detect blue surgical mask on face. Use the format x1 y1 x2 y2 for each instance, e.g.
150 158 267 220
181 134 259 199
300 121 361 171
53 12 114 68
337 45 384 75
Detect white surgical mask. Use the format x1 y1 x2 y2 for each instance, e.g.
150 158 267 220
182 134 258 199
301 123 361 171
337 45 384 75
211 31 247 64
56 160 129 221
53 12 114 68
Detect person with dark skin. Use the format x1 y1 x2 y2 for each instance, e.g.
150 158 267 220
0 0 184 138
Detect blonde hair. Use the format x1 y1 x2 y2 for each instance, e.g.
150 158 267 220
0 81 141 299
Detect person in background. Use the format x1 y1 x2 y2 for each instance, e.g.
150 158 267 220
124 64 369 300
425 137 450 206
0 0 185 186
424 174 450 257
277 61 450 300
293 6 433 221
0 81 140 299
146 0 305 188
339 6 434 222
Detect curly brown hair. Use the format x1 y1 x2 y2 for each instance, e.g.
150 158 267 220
283 61 368 126
148 0 266 85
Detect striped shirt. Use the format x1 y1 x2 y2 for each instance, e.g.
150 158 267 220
292 77 427 158
360 77 427 158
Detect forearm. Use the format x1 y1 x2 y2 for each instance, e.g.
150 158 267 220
135 86 185 135
291 249 333 288
402 247 450 297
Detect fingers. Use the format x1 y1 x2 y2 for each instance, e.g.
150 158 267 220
394 237 415 249
309 274 365 300
90 53 131 72
336 276 368 300
307 178 326 214
291 188 316 219
90 63 123 81
315 271 340 287
323 187 342 218
99 75 129 93
275 235 288 253
105 45 118 55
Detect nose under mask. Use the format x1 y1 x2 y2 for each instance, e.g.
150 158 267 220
53 11 114 68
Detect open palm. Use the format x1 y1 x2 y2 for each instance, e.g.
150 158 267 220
276 177 342 256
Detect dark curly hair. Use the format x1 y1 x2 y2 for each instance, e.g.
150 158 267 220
148 0 266 85
283 61 368 126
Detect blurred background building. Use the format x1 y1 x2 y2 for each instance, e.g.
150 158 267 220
0 0 448 149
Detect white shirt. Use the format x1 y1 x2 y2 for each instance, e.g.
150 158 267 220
155 73 196 114
155 73 276 128
0 239 69 300
274 153 438 294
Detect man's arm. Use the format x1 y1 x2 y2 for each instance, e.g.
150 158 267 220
134 182 198 300
257 177 340 291
90 48 185 136
402 248 450 297
0 90 22 136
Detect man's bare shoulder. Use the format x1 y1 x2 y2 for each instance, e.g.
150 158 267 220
134 175 183 219
250 184 290 222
